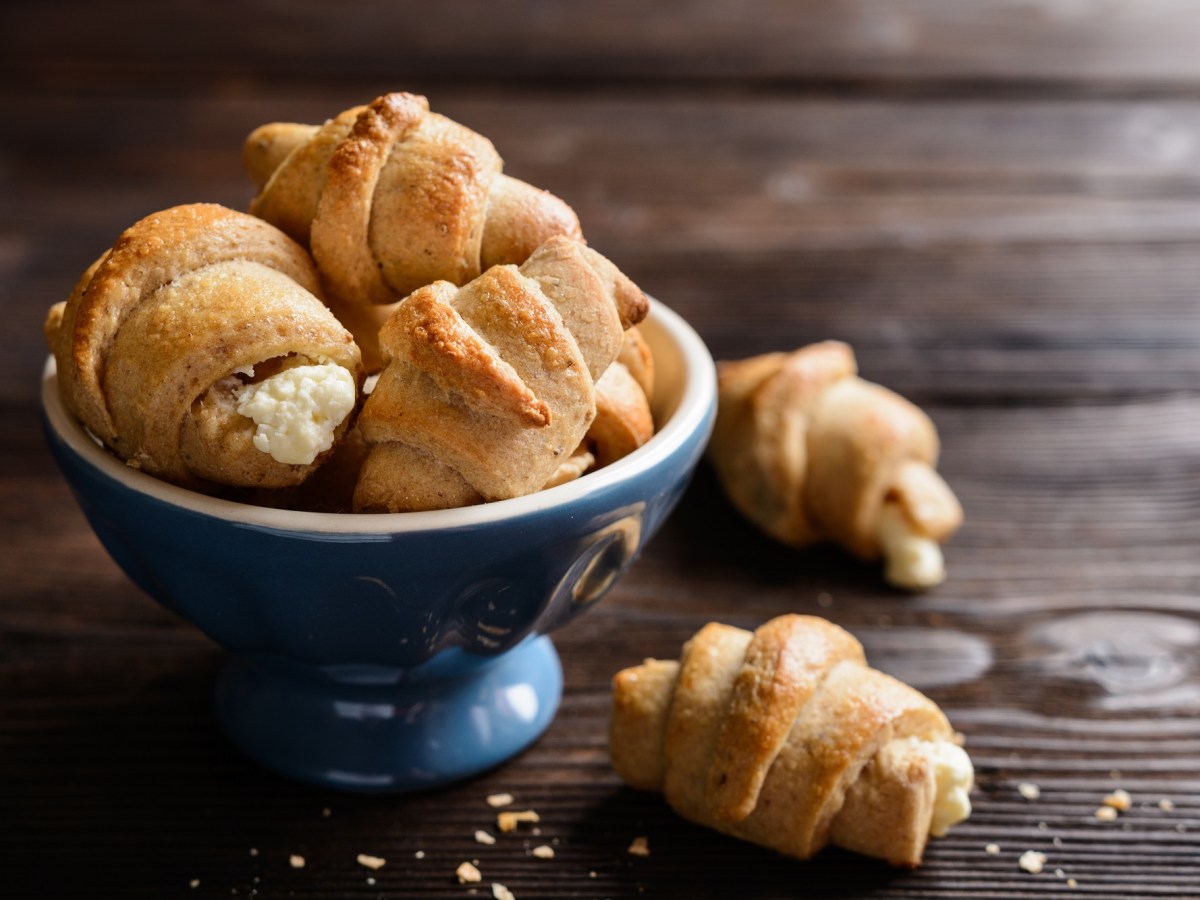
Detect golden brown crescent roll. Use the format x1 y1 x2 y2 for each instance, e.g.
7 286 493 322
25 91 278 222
709 341 962 590
586 361 654 468
45 203 363 490
243 92 582 314
610 614 973 867
353 236 648 512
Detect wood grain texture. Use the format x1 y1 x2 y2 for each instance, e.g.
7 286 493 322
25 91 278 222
7 1 1200 87
3 5 1200 898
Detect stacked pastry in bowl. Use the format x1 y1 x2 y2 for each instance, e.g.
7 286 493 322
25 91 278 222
46 92 657 513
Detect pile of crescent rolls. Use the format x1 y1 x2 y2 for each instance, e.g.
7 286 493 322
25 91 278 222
46 91 971 866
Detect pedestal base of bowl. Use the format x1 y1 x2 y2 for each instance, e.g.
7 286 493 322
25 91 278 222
213 636 562 792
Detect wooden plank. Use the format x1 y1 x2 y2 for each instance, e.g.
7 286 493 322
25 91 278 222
7 1 1200 88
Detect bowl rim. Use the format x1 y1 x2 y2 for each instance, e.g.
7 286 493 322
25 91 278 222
42 297 716 534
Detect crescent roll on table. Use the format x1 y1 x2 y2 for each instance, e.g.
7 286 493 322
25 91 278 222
709 341 962 591
243 92 582 369
45 203 363 491
610 614 973 867
353 236 648 512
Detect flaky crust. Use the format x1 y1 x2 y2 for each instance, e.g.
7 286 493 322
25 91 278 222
709 341 962 559
45 204 362 489
610 615 963 867
245 92 583 314
353 236 648 512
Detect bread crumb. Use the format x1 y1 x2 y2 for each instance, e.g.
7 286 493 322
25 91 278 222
985 843 1000 855
1159 798 1176 811
1055 868 1065 878
366 877 375 886
415 850 426 859
321 807 332 818
486 793 515 808
475 830 497 845
492 884 515 900
589 871 597 878
1017 782 1040 801
497 810 540 832
456 861 483 884
531 845 555 859
1052 836 1063 848
1037 821 1048 831
817 592 833 608
1103 789 1131 811
1018 850 1046 874
189 879 200 889
249 848 258 857
356 853 386 870
289 854 306 869
1067 878 1078 888
627 836 650 857
1094 806 1118 822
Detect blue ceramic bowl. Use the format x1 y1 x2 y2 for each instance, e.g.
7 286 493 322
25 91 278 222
41 298 716 792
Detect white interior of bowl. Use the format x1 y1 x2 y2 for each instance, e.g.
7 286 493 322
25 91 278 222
42 298 716 533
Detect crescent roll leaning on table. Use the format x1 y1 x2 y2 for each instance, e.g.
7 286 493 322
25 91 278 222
708 341 963 591
45 203 363 491
610 614 973 867
353 236 648 512
243 91 583 369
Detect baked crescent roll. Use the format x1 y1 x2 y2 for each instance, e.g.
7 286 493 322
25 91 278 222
610 614 973 867
45 203 363 490
709 341 962 590
243 92 581 340
353 236 648 512
586 360 654 468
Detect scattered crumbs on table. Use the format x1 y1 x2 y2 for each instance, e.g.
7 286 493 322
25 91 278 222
532 845 555 859
1017 782 1040 801
985 843 1000 855
816 592 833 608
366 877 376 886
475 830 497 845
531 827 541 836
456 861 483 884
1177 824 1188 833
1037 821 1048 831
357 853 386 870
588 871 597 878
1094 806 1118 822
415 850 426 859
492 883 516 900
1055 868 1066 878
1018 850 1046 874
1103 789 1131 811
289 854 306 869
321 807 332 818
249 848 258 857
497 810 540 833
1067 878 1079 889
1159 798 1176 811
486 793 515 808
1052 836 1063 848
627 836 650 857
189 879 200 889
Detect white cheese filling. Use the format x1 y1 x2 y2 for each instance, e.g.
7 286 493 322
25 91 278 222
878 501 946 590
907 737 974 837
235 362 356 465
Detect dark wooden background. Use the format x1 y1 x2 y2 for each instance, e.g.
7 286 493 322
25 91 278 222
3 2 1199 897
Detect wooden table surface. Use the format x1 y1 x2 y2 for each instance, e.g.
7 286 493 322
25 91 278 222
3 3 1199 897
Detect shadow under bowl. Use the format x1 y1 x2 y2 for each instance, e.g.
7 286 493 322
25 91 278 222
41 298 716 792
